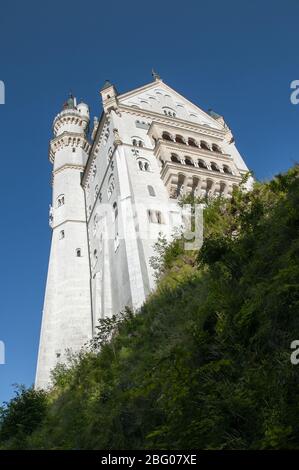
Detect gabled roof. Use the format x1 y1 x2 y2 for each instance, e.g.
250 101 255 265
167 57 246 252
118 79 222 129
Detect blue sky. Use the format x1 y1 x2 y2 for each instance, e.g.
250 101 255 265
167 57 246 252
0 0 298 404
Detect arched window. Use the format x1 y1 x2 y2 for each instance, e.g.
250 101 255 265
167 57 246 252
171 153 180 163
137 159 150 172
59 230 65 240
206 179 214 196
162 131 172 141
175 135 185 144
132 137 144 147
76 248 81 257
219 182 227 196
185 157 194 166
57 194 65 207
147 185 156 197
188 138 198 147
177 173 185 196
162 107 176 117
200 141 210 151
212 143 222 153
198 159 207 169
211 162 220 172
223 165 232 174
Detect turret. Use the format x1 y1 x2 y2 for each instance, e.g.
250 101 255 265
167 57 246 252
35 95 93 389
49 97 91 168
100 80 118 112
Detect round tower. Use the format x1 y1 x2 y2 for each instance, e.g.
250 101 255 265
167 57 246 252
36 96 93 389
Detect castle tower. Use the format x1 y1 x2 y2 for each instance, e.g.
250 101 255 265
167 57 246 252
35 95 93 389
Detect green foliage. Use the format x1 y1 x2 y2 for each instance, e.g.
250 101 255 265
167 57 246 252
0 386 47 449
1 166 299 449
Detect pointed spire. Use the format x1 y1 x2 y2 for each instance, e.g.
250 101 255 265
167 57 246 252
63 92 75 110
152 69 161 81
101 79 113 91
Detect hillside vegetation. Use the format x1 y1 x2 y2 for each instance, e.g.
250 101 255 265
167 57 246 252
1 166 299 449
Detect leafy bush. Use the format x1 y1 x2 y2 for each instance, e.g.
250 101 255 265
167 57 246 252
1 166 299 449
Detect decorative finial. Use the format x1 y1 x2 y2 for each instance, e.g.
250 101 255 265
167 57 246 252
152 69 161 81
63 92 75 110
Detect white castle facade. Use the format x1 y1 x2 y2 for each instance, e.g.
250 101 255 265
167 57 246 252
35 75 251 389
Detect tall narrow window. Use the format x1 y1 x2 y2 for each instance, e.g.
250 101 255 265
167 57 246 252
147 185 156 197
137 159 151 172
114 232 120 252
57 194 65 207
59 230 65 240
156 211 163 224
113 202 118 221
76 248 81 257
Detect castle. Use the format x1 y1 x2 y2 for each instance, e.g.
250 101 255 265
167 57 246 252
35 74 251 389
